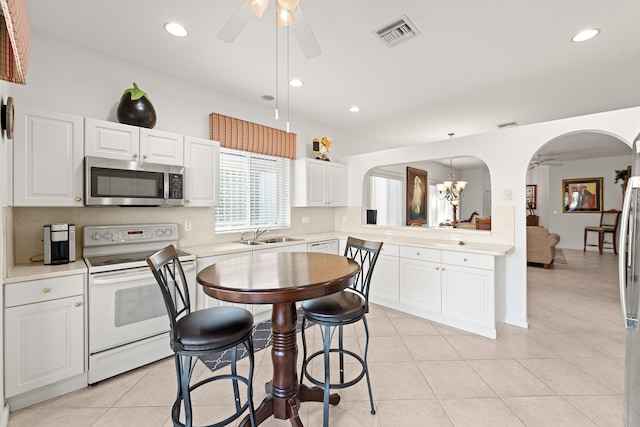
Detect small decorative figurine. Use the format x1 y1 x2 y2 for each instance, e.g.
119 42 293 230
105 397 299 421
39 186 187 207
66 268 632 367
316 136 331 161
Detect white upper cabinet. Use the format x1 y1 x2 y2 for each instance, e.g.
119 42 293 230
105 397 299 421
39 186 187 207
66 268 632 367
292 158 347 207
184 136 219 207
85 118 183 166
13 105 84 206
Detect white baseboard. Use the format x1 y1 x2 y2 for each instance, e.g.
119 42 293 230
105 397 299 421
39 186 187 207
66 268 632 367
7 373 87 411
0 404 9 427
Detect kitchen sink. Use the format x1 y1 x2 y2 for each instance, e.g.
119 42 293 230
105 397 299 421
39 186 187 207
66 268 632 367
236 240 264 245
258 236 303 244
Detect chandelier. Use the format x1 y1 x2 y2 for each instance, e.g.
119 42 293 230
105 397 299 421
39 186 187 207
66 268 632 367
436 134 467 226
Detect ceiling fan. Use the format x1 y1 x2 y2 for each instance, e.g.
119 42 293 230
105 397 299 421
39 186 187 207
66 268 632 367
528 155 563 170
217 0 321 59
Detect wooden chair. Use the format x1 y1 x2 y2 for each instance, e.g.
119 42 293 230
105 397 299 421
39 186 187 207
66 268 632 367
584 209 621 254
476 217 491 230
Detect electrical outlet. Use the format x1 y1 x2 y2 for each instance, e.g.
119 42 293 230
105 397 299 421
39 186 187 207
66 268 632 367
184 220 192 231
342 215 347 223
504 189 512 201
302 216 310 224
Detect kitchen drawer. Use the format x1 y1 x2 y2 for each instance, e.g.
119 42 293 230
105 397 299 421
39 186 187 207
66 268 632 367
399 245 440 262
379 243 399 257
442 251 494 270
5 274 85 308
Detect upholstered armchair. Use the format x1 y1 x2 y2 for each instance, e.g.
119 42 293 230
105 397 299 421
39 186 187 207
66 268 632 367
527 226 561 269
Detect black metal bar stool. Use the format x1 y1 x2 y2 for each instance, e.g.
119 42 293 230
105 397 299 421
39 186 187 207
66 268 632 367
147 245 256 427
300 237 382 427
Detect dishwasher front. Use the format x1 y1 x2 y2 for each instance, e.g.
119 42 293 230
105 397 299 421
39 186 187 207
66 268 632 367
307 239 339 254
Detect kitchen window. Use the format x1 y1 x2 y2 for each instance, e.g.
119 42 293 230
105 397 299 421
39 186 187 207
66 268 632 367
215 148 290 232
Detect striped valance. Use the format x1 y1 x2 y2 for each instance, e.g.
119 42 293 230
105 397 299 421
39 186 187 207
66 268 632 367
0 0 29 85
210 113 296 160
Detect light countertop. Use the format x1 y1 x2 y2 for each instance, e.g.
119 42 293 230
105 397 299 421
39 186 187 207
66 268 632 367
5 261 88 284
4 232 513 284
184 231 513 258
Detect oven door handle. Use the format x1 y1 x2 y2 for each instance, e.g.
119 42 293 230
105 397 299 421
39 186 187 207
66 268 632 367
91 261 196 285
92 269 155 285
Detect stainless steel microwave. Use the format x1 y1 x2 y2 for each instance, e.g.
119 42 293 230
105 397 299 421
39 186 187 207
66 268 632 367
85 157 184 206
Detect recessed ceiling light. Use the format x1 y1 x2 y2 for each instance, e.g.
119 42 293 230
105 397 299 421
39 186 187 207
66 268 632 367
165 22 188 37
261 95 274 101
571 28 599 43
289 79 304 87
349 106 360 113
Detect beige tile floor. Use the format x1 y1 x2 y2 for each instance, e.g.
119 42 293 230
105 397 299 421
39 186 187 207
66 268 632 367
7 249 624 426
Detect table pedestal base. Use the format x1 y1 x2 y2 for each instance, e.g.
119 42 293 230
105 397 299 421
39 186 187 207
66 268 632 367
239 302 340 427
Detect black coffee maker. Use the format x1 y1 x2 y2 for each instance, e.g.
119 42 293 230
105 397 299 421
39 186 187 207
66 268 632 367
44 224 76 265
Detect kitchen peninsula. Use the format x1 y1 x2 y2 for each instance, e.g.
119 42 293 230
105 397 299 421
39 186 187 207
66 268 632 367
186 231 512 339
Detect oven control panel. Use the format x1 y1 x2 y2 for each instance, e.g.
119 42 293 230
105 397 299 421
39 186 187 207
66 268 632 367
84 224 177 246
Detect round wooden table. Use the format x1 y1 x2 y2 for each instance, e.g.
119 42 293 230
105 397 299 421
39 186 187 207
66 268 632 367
197 251 360 427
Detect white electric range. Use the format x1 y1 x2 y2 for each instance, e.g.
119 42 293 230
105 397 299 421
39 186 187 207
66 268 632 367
83 223 195 384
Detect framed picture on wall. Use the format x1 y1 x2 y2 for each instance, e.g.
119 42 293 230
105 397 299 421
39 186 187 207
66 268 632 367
562 177 603 213
406 167 428 226
526 184 537 210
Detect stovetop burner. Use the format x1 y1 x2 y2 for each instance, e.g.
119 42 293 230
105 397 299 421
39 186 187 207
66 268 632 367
86 249 191 268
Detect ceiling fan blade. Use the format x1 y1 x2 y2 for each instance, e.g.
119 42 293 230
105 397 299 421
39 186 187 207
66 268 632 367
291 5 321 59
217 1 255 43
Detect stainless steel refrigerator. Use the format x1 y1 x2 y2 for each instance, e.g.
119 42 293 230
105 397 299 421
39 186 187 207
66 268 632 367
619 135 640 426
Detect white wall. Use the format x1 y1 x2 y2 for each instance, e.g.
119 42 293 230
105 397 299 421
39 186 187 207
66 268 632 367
459 167 489 219
341 109 640 329
12 32 376 161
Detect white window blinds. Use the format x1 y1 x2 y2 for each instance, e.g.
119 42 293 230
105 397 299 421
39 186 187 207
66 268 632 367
216 148 290 232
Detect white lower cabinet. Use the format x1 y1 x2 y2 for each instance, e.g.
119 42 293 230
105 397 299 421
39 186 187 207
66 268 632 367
369 244 400 303
441 251 495 328
394 245 500 338
399 246 442 313
196 252 251 311
4 274 85 398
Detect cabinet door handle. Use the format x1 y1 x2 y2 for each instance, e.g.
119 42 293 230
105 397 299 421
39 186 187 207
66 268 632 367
143 154 148 159
464 258 468 262
185 199 191 203
75 302 82 307
42 287 51 293
441 267 445 271
75 197 82 202
416 252 420 256
436 266 440 270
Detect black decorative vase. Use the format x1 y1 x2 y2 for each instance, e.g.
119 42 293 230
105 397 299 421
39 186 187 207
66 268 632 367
116 83 157 128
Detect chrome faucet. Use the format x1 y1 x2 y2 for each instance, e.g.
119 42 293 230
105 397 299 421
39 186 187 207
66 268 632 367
254 228 269 242
240 228 269 243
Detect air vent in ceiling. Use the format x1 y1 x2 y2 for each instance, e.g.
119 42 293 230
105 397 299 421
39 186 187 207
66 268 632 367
497 121 519 129
375 16 420 47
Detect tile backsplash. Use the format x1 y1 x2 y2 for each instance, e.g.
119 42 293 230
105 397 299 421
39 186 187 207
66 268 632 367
9 206 337 265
